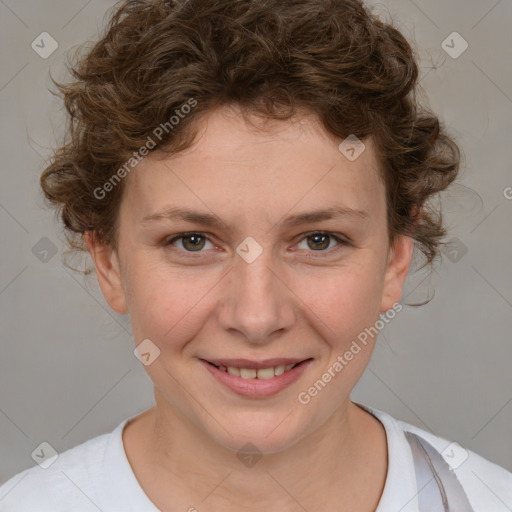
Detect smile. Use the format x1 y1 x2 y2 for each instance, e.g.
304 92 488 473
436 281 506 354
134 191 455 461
210 362 300 379
199 358 313 397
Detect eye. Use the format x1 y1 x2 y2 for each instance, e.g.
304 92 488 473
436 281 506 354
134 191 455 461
296 232 345 253
164 231 346 257
165 232 215 253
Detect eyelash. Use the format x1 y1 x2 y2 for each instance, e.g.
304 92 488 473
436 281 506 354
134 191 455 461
164 231 347 258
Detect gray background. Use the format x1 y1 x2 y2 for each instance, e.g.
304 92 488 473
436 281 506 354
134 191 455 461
1 0 511 487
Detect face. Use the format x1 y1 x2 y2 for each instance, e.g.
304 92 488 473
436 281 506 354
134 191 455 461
87 105 413 454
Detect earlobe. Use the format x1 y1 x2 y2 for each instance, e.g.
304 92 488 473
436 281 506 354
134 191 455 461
380 235 415 313
83 231 128 314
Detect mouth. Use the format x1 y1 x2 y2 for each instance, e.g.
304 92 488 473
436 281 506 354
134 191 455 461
201 358 309 379
199 357 313 397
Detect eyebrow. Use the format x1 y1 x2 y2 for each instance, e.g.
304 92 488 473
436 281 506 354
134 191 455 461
140 205 369 231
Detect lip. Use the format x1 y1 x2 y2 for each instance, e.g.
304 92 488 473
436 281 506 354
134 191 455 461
199 358 313 398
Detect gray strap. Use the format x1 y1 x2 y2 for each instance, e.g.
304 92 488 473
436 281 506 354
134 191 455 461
405 431 474 512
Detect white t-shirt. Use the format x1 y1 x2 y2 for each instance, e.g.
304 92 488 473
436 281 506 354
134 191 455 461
1 404 511 511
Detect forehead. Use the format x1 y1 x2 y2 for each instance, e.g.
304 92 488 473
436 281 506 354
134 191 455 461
122 106 385 224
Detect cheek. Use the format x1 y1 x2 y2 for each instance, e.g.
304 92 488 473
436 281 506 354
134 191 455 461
292 269 383 403
125 263 218 348
293 261 385 341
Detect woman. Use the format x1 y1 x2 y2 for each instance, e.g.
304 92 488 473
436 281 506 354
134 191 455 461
1 0 510 510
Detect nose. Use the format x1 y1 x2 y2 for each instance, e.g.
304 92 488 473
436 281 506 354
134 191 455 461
217 246 295 344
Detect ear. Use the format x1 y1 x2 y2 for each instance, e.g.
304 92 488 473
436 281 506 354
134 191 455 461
84 231 128 314
380 234 415 313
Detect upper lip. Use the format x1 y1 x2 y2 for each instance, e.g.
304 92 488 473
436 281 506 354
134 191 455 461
201 357 311 369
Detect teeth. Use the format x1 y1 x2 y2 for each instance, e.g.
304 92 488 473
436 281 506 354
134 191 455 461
274 365 285 376
220 363 299 379
240 368 257 379
256 367 275 380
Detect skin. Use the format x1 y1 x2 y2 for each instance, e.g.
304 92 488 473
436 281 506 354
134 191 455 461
85 104 414 511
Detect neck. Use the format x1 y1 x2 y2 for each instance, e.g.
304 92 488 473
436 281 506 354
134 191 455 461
124 397 387 511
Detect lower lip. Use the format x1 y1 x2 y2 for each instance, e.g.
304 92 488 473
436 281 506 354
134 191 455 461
200 359 312 398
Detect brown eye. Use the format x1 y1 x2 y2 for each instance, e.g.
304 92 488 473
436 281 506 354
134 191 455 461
181 234 206 251
297 232 345 253
307 233 331 250
167 233 212 252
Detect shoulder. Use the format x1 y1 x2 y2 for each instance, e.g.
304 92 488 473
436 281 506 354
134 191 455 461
362 403 512 511
400 418 512 511
0 424 118 512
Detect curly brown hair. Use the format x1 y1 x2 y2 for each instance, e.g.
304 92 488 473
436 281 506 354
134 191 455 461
40 0 460 274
